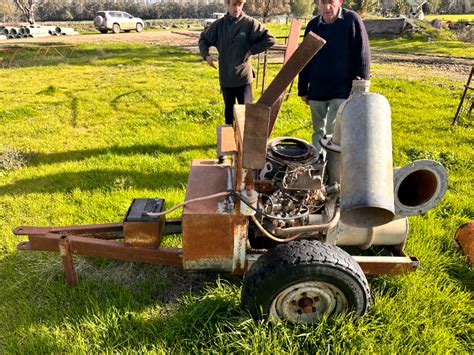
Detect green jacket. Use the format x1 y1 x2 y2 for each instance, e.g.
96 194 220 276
199 13 275 88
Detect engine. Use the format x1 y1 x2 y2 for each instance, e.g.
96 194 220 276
251 137 338 246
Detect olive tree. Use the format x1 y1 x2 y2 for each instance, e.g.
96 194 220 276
245 0 291 21
289 0 313 17
12 0 41 24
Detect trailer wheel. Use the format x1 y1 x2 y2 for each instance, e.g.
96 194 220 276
241 240 370 324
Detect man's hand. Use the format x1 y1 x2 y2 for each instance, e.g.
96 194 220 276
205 55 217 69
300 95 309 105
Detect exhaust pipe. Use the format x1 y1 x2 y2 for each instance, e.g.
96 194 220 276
393 159 448 216
340 92 395 228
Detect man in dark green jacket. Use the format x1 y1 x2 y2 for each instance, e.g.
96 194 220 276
199 0 276 124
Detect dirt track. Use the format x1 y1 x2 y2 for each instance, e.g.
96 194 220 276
1 30 472 77
0 30 200 46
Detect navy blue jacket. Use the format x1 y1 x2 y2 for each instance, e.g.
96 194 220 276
298 9 370 101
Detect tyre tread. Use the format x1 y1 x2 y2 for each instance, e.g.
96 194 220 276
242 240 370 319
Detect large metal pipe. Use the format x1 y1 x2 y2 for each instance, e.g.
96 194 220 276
340 92 395 228
394 159 448 216
323 80 371 185
27 27 51 35
2 27 12 35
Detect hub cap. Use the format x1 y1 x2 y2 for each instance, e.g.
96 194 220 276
269 281 348 324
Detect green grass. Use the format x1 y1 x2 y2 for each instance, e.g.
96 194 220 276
370 19 474 57
424 14 474 22
0 42 473 353
371 37 474 56
265 21 474 57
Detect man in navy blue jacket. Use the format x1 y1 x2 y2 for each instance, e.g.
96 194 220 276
298 0 370 158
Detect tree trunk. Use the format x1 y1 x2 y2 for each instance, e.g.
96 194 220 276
13 0 38 24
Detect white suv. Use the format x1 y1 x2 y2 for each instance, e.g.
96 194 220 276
203 12 225 29
94 11 145 34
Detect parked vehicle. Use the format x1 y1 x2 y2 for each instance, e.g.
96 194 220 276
94 11 145 34
203 12 225 29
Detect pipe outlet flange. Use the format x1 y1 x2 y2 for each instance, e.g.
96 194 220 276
394 159 448 216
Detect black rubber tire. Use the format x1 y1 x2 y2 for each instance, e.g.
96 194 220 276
241 240 370 323
136 23 143 32
100 29 108 34
112 23 120 34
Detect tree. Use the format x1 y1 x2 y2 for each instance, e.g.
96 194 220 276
289 0 313 17
12 0 41 24
1 0 20 22
245 0 290 22
345 0 378 15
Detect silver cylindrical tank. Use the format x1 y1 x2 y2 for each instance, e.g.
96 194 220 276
328 216 408 248
324 80 371 185
340 93 395 228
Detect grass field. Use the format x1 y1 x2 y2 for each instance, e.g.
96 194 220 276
424 14 474 22
265 22 474 57
0 41 472 353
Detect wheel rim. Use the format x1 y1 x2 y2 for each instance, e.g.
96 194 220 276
269 281 348 324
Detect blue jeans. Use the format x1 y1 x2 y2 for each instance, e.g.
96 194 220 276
309 99 346 157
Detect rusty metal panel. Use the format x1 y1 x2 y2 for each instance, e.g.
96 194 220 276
353 255 419 275
183 214 237 271
284 20 302 64
124 221 164 247
182 159 245 271
242 103 271 169
258 32 326 108
183 159 232 214
217 124 237 157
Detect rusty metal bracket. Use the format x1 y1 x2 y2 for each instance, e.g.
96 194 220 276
59 236 78 286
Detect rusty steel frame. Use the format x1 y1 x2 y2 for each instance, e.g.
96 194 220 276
14 223 183 285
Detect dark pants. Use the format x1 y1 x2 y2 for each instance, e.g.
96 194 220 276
222 84 253 125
